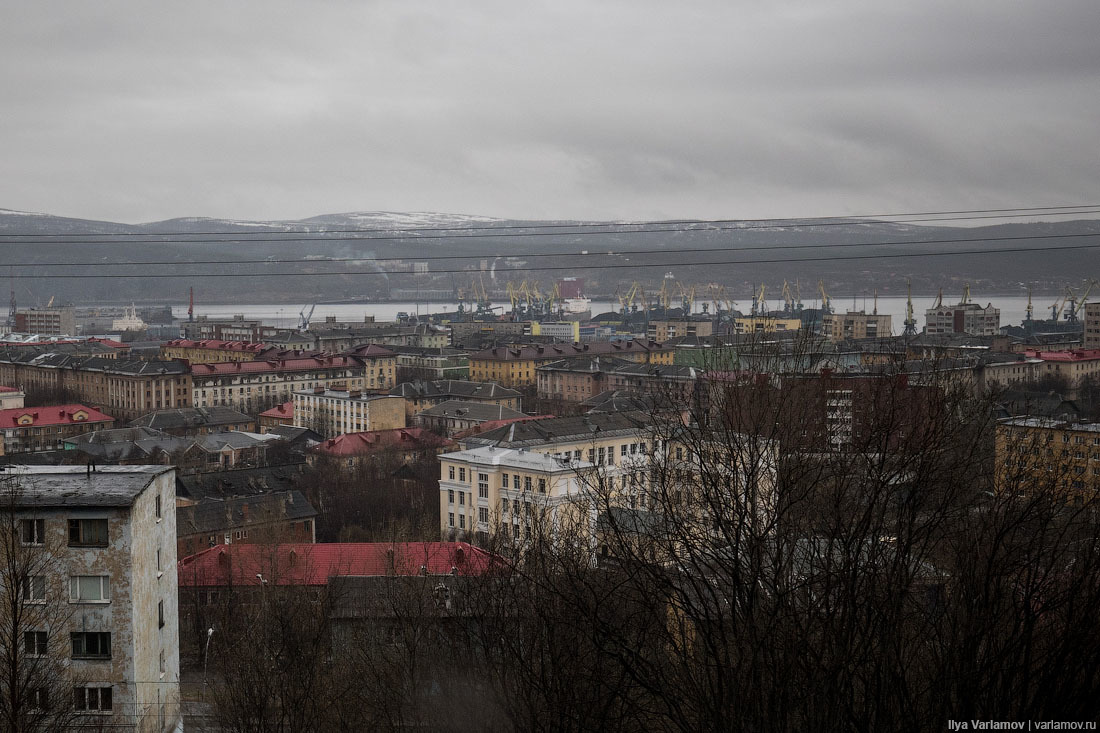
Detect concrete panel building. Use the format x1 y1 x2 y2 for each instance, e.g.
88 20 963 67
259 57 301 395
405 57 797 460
4 465 180 731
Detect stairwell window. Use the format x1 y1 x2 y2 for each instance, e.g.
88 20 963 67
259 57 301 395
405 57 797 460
69 576 110 604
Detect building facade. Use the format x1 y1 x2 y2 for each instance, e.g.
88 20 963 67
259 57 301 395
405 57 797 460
14 306 77 337
4 465 181 731
1084 302 1100 349
189 356 381 414
1 404 115 454
470 340 675 388
820 311 893 341
292 388 407 438
925 302 1000 336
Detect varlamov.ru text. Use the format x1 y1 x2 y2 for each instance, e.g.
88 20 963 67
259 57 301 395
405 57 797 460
948 722 1096 731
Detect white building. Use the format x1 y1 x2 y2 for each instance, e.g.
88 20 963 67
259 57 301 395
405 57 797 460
3 465 180 731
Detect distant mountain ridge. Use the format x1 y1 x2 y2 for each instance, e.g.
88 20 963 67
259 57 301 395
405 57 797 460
1 208 1098 305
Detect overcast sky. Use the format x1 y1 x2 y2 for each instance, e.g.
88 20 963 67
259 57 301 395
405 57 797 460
2 0 1099 224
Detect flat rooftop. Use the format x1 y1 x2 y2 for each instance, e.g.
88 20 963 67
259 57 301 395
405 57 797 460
0 465 172 508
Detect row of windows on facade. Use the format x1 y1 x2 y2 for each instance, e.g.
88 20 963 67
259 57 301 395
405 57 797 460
17 686 114 714
21 497 162 547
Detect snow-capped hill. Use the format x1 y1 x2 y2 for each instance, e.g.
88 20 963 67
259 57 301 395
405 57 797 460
299 211 505 229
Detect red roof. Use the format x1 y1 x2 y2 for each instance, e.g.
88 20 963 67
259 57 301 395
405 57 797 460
0 386 19 394
178 542 499 586
1023 349 1100 362
453 414 554 439
0 404 114 429
85 337 128 349
343 344 396 358
259 401 294 418
190 356 364 374
312 427 455 457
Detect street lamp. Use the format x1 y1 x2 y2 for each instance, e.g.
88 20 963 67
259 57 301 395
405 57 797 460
201 627 214 702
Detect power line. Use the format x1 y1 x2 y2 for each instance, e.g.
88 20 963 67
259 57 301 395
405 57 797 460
2 207 1099 245
4 230 1099 269
8 239 1100 279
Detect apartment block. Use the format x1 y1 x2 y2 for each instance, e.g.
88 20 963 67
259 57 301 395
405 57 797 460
1084 302 1100 349
0 352 192 422
470 340 675 388
820 311 893 341
5 465 180 731
161 339 271 363
189 355 380 414
647 319 714 342
925 302 1000 336
996 417 1100 499
292 388 407 438
390 379 522 419
14 306 77 337
1 404 115 454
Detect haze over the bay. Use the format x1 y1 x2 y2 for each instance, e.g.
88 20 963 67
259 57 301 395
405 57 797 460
3 0 1100 224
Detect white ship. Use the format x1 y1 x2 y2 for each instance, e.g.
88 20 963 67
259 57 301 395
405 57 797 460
111 303 147 331
562 297 592 321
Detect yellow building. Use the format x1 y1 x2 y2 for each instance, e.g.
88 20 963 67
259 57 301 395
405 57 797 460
293 388 407 439
820 311 892 341
441 410 779 548
996 417 1100 500
470 339 675 387
647 319 713 342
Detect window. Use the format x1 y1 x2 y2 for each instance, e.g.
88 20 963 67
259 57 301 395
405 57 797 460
23 576 46 603
71 632 111 660
68 519 108 547
448 490 455 504
458 468 466 482
158 600 165 628
21 518 45 545
621 444 628 456
29 688 48 712
459 491 465 506
448 466 455 480
69 576 110 603
524 477 532 492
24 631 47 657
538 478 546 494
479 507 489 523
459 514 466 529
448 512 454 527
478 473 489 498
155 494 162 519
73 686 112 712
501 473 509 488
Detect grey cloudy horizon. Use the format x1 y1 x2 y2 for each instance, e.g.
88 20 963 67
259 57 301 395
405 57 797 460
2 0 1099 225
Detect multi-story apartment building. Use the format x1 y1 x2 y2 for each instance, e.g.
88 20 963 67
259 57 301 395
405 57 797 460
439 446 593 542
535 357 631 405
996 417 1100 499
441 411 779 546
820 311 893 341
647 319 714 342
416 400 527 436
730 316 802 335
528 321 581 342
0 404 115 454
470 339 675 388
1022 349 1100 394
14 306 77 337
390 346 470 381
390 379 522 419
4 465 180 731
161 339 270 363
179 315 272 342
925 301 1000 336
0 352 192 422
1084 302 1100 349
189 355 386 414
292 388 406 438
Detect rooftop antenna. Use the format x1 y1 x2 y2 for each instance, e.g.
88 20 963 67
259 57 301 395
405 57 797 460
7 268 15 329
872 289 878 316
188 286 194 323
1025 285 1033 322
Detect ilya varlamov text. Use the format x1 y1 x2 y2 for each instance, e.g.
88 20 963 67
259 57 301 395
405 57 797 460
948 723 1097 731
